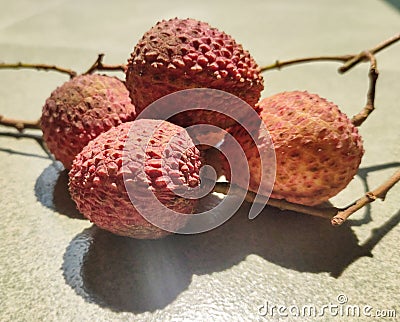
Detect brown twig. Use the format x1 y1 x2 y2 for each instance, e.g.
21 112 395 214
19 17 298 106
260 33 400 73
214 167 400 225
84 53 126 75
260 34 400 127
338 33 400 73
214 182 339 219
0 62 77 78
0 115 41 132
351 52 378 126
331 169 400 226
260 55 352 72
261 196 337 219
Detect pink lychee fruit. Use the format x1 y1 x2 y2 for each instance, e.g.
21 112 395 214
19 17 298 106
125 18 264 130
41 74 137 169
68 119 201 239
223 91 364 206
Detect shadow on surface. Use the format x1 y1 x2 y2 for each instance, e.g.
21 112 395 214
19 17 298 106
382 0 400 11
0 131 53 159
60 159 400 313
35 162 84 219
63 193 387 313
0 147 50 159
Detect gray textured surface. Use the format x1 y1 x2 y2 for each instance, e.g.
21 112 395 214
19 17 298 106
0 0 399 321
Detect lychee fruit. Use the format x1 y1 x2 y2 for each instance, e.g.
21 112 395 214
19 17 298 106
68 119 201 239
41 74 137 169
223 91 364 206
125 18 263 130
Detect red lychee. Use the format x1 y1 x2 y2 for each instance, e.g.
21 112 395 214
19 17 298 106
68 119 201 239
223 91 364 206
41 74 136 169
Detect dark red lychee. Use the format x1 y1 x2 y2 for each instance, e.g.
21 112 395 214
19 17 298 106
125 18 264 130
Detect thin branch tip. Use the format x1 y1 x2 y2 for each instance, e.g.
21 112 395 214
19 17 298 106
0 115 41 132
331 217 344 226
331 169 400 226
0 61 77 78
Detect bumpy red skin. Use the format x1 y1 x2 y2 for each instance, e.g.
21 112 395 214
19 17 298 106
125 18 264 129
225 91 364 206
69 120 201 239
41 74 136 170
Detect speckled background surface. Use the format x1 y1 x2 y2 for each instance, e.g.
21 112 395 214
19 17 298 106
0 0 399 321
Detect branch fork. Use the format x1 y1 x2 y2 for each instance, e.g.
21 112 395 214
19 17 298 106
84 53 126 75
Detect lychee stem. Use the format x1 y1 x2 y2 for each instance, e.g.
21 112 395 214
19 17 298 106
0 115 40 132
260 33 400 127
331 169 400 226
260 33 399 73
213 182 337 219
260 55 353 72
84 53 126 75
351 51 378 127
0 61 77 78
338 33 400 73
214 167 400 226
0 53 127 79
